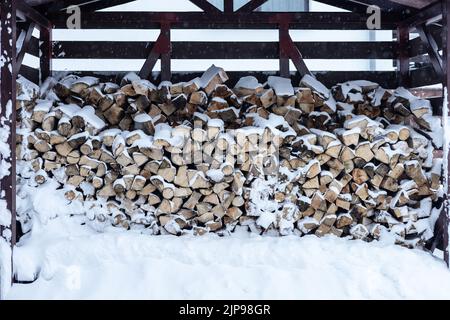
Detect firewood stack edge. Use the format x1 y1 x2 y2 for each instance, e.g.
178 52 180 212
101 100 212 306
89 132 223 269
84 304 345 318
15 65 444 247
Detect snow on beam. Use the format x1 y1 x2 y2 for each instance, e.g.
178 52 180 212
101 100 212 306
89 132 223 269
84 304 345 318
0 0 17 298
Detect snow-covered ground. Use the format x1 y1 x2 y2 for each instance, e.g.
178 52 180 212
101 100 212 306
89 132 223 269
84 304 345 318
4 0 449 301
6 215 450 300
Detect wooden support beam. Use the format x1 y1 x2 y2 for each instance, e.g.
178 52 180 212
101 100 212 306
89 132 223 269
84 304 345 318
19 65 39 84
417 24 444 82
443 0 450 268
402 1 443 28
397 25 410 87
50 11 399 30
160 23 171 81
278 23 290 77
410 64 441 87
312 0 369 14
279 22 311 78
389 0 436 9
188 0 222 13
15 22 36 76
53 40 397 60
39 26 52 83
409 24 443 58
310 0 417 16
139 45 161 80
139 25 171 80
38 0 101 13
224 0 233 13
16 1 52 29
236 0 268 13
0 0 17 291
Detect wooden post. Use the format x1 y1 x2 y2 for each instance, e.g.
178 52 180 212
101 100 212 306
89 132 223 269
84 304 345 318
279 22 290 78
443 0 449 267
160 22 171 81
224 0 233 13
14 21 36 76
417 24 444 81
0 0 17 288
140 22 171 81
397 24 410 87
39 26 52 83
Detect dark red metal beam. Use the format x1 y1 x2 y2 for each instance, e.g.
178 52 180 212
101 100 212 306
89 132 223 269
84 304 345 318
390 0 436 9
417 24 444 81
410 64 441 87
15 21 36 76
79 0 137 11
224 0 233 13
16 1 51 29
50 11 399 30
312 0 368 14
52 40 397 60
278 21 311 78
160 22 171 82
139 25 171 80
397 25 410 87
409 24 442 58
355 0 414 14
0 0 17 285
39 26 52 82
236 0 268 13
17 0 54 84
19 65 39 84
443 0 450 268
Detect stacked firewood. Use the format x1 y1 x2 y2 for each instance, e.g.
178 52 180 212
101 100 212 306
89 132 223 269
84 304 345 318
16 65 443 246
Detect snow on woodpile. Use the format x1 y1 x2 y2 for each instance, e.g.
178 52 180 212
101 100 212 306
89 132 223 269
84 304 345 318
7 227 450 299
13 68 444 251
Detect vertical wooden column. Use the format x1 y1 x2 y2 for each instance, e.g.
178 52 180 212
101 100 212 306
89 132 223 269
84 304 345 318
443 0 449 267
224 0 233 13
397 24 410 87
160 22 171 82
39 26 52 83
0 0 17 282
279 22 290 78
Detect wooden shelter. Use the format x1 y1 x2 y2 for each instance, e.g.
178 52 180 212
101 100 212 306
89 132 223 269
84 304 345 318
0 0 449 280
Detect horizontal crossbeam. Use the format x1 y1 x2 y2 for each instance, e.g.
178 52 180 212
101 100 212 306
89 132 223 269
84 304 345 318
49 11 399 30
